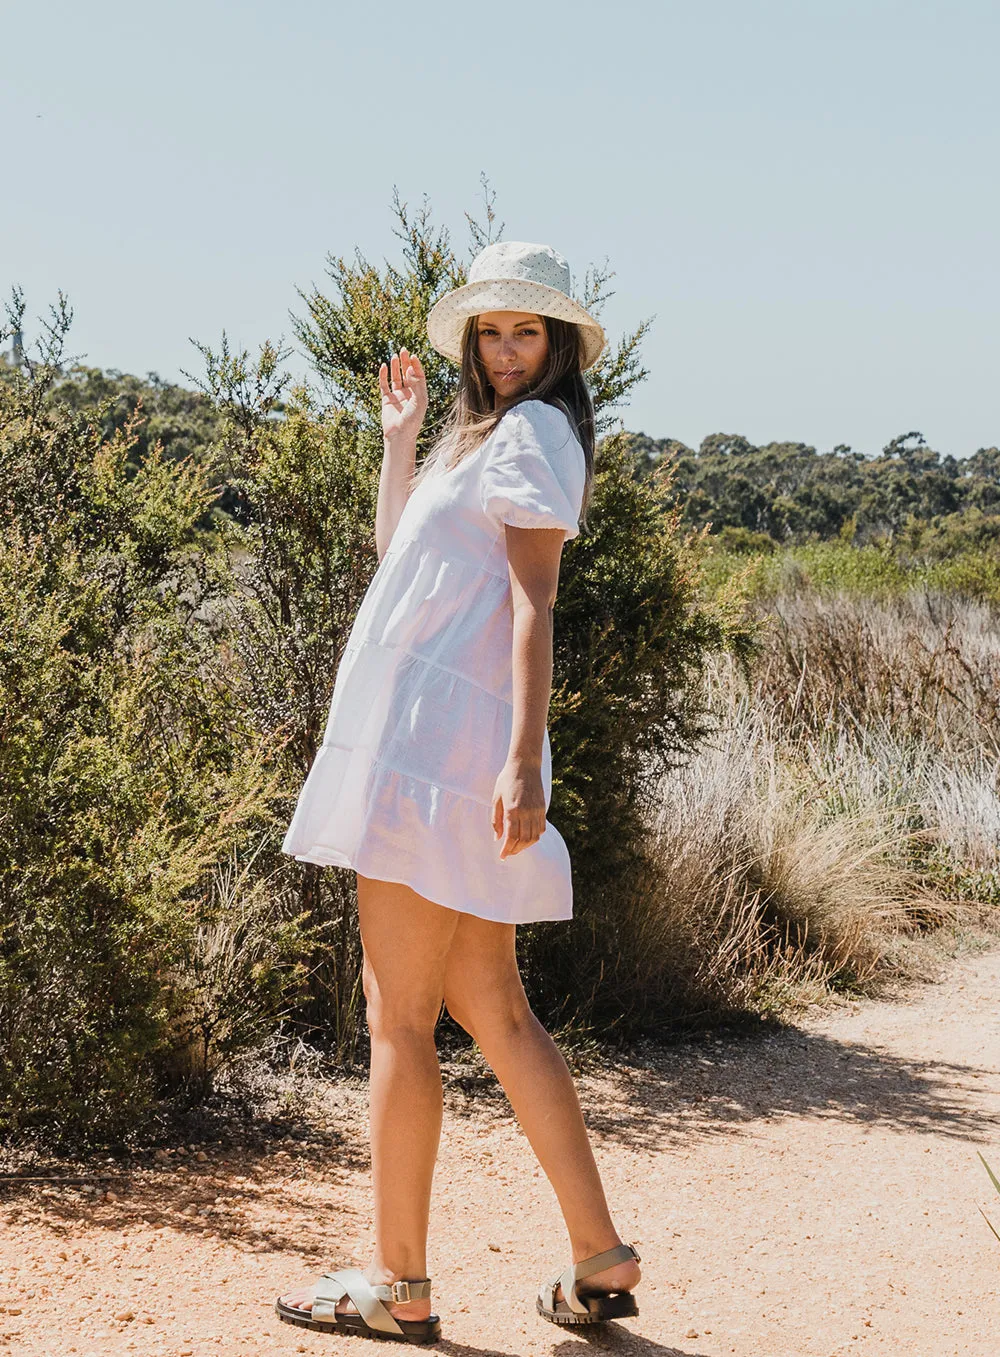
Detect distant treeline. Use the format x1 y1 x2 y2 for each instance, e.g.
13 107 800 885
7 356 998 551
628 430 1000 549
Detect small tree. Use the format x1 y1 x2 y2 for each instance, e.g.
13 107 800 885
200 182 747 1045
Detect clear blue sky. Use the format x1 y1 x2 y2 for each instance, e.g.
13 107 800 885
3 0 997 457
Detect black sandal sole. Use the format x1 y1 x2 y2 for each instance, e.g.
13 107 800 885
276 1298 442 1344
536 1291 639 1325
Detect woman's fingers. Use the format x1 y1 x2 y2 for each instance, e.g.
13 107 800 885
380 348 427 413
497 808 546 858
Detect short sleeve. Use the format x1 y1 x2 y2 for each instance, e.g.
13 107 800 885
478 400 586 542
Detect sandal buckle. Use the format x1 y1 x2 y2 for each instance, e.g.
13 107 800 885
391 1280 412 1302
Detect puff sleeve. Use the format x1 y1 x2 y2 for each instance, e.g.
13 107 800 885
479 400 586 542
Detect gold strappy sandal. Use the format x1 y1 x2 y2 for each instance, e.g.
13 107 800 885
275 1269 441 1344
536 1242 641 1326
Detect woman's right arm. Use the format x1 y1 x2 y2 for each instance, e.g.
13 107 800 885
376 347 427 562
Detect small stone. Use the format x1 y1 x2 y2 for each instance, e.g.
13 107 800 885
195 1151 209 1162
488 1243 501 1252
685 1330 698 1339
114 1309 135 1322
104 1189 118 1202
154 1150 171 1163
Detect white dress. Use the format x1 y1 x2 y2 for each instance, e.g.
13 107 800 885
280 398 587 925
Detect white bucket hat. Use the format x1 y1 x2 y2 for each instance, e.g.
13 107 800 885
426 240 607 371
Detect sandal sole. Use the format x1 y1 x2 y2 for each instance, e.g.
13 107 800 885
276 1298 442 1344
536 1292 639 1325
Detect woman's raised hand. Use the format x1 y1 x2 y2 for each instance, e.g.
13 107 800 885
379 346 428 445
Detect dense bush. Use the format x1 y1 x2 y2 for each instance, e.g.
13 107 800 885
0 295 308 1148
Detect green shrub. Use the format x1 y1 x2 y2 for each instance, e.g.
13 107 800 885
0 293 303 1148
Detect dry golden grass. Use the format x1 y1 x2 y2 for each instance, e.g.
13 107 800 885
628 589 1000 1022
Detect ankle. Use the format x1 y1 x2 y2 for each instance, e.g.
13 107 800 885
368 1260 430 1287
569 1232 626 1265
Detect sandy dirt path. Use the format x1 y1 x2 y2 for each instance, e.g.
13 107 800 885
2 945 999 1357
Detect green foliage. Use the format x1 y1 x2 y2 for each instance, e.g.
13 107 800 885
21 183 995 1138
699 536 1000 609
0 291 306 1148
160 844 311 1095
0 333 227 526
189 346 378 1061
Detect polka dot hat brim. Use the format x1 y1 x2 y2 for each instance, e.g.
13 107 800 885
425 241 607 372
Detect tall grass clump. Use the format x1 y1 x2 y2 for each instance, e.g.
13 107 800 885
605 585 1000 1035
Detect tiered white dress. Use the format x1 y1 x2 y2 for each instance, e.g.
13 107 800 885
280 398 587 925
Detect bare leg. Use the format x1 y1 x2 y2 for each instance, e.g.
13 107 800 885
280 874 460 1323
442 914 640 1300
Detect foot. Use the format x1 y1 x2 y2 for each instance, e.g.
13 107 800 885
553 1250 641 1307
279 1271 432 1324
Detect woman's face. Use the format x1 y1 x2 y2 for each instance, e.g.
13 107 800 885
476 311 549 399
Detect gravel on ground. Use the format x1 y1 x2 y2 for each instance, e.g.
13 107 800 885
2 945 998 1356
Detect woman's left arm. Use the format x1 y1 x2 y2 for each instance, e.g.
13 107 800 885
492 523 565 860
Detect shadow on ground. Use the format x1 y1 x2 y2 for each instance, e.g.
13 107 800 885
2 1000 994 1257
429 1331 708 1357
554 1332 710 1356
573 1025 996 1151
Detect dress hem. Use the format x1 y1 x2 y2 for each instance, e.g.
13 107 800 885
285 848 573 926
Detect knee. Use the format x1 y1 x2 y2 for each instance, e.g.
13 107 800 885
363 958 441 1046
444 986 535 1047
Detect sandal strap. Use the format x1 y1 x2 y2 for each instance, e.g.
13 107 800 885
539 1243 641 1316
372 1278 432 1303
573 1242 641 1282
556 1262 591 1315
312 1268 405 1335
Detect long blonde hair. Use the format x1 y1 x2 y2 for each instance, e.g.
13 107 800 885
411 313 597 533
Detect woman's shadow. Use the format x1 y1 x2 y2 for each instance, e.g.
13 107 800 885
436 1333 710 1357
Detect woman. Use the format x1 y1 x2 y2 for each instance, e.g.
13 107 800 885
275 241 641 1343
